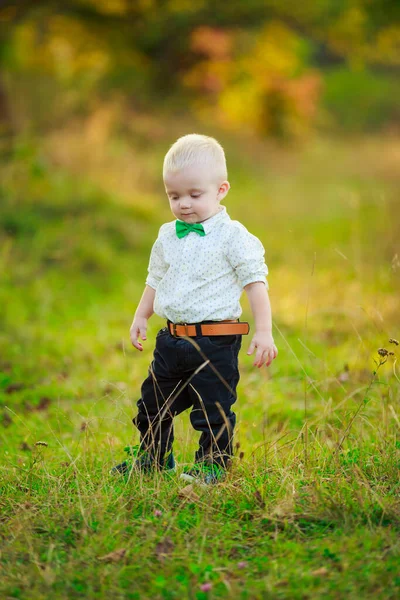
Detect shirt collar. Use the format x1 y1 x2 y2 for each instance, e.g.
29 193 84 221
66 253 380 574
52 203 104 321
201 205 230 235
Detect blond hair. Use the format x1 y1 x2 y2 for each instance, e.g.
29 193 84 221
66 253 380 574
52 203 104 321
163 134 227 182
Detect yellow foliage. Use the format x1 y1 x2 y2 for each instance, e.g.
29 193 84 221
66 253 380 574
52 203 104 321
13 17 111 81
219 81 263 131
185 22 321 138
367 26 400 66
81 0 129 14
324 7 366 66
137 0 158 10
248 22 302 81
168 0 206 13
320 7 400 67
183 59 233 94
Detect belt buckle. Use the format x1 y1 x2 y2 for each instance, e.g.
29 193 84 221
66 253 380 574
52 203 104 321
173 322 188 337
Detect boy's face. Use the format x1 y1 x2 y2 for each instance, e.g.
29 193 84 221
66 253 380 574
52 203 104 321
164 164 230 224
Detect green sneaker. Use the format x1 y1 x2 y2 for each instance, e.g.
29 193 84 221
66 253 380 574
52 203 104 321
110 445 176 476
180 462 226 485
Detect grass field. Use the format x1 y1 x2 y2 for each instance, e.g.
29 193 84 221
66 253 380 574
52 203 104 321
1 130 399 599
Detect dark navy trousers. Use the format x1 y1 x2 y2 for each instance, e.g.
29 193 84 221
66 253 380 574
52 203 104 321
133 326 242 468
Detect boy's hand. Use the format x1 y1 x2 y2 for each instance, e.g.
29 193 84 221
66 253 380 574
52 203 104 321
130 317 148 351
247 331 278 368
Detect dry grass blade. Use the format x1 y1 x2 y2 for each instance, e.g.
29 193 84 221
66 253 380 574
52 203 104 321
97 548 127 563
311 567 329 577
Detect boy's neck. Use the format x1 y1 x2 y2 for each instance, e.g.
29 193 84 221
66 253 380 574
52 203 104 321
197 205 224 224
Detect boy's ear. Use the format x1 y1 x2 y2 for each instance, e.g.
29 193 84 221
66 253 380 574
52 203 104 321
218 181 230 199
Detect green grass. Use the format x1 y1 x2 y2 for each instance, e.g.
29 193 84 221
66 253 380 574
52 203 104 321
1 133 399 599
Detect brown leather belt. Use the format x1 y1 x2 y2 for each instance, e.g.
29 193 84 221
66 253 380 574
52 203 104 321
167 319 250 337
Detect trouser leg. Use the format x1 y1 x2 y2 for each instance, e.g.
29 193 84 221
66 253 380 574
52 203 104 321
188 335 241 468
133 330 191 464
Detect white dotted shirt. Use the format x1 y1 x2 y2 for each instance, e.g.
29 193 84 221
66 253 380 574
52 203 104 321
145 205 268 324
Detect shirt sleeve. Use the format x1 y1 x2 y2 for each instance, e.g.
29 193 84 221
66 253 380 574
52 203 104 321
145 234 168 290
225 223 269 289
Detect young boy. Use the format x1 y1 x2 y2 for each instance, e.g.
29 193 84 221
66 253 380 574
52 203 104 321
113 134 278 484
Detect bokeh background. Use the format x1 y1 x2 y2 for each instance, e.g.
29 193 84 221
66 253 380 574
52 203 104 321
1 0 399 447
2 0 400 140
1 0 400 447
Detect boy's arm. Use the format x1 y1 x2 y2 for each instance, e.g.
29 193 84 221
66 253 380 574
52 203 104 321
244 282 278 368
224 225 276 368
131 230 168 351
130 285 156 351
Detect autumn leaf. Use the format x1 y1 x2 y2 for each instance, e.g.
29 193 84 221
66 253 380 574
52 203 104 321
178 484 200 502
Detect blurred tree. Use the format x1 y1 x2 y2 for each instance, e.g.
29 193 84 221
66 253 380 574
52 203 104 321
0 0 398 138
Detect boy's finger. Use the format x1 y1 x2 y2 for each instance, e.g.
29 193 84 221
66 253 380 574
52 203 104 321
261 349 270 367
130 330 143 350
269 347 278 364
254 347 264 367
247 341 256 356
265 350 274 366
139 328 147 341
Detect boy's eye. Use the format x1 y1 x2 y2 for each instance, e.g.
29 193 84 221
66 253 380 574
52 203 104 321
169 193 201 200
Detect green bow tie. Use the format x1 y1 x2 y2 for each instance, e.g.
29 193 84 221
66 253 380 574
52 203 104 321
176 220 206 239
